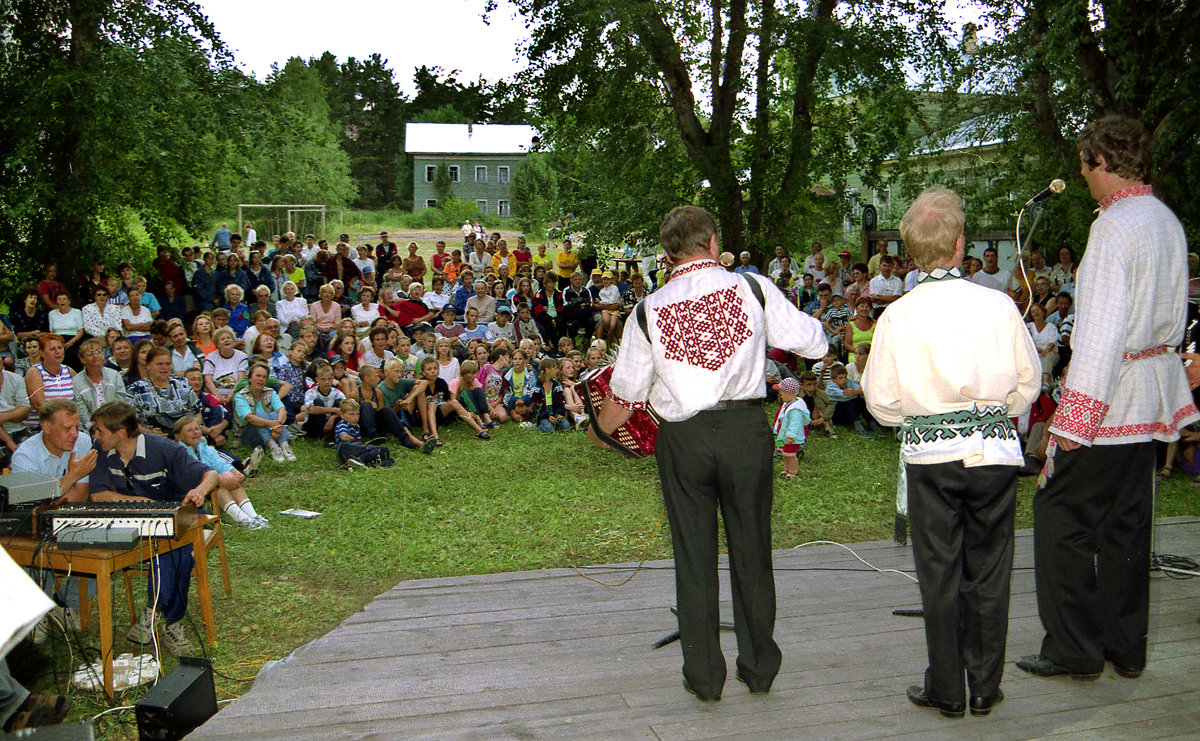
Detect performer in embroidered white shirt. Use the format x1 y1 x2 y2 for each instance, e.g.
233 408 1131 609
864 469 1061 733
1018 115 1198 682
862 188 1040 718
588 205 826 702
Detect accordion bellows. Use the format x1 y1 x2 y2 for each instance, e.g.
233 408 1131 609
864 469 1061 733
580 364 660 459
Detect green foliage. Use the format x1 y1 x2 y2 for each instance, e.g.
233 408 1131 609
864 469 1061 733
917 0 1200 247
510 0 946 261
432 163 455 203
509 152 560 234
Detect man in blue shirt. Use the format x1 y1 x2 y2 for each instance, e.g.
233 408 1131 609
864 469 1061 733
210 223 232 251
733 251 760 274
12 399 97 642
88 401 217 655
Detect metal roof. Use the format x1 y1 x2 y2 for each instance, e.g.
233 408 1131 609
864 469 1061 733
405 123 537 155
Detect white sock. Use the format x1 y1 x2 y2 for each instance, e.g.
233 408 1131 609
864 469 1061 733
266 438 281 449
239 500 259 519
224 501 253 523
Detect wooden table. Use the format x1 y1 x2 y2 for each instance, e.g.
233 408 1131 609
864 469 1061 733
4 515 218 697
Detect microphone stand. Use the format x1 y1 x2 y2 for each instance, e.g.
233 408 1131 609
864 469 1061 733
1014 198 1049 321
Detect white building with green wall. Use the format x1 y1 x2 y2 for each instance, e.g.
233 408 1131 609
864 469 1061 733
406 123 537 216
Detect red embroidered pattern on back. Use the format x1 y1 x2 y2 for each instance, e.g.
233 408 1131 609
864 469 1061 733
655 286 752 370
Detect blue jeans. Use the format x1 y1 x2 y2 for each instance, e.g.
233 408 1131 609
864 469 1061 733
243 423 290 448
28 569 96 610
149 545 193 623
537 417 571 432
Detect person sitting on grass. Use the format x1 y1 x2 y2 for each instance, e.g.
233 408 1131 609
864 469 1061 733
420 356 489 442
183 367 234 450
531 357 571 432
434 337 460 385
486 305 515 344
361 326 395 370
303 360 345 441
234 362 295 463
172 417 267 529
271 339 309 433
558 356 589 428
380 357 428 437
356 364 435 454
477 347 510 424
826 362 875 437
452 360 495 430
333 399 393 468
772 377 811 480
503 348 538 427
798 370 835 438
328 354 358 398
512 302 541 344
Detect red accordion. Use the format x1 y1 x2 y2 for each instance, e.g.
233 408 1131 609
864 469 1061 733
579 364 660 459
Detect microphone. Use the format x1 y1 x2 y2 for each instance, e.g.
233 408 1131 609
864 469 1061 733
1025 178 1066 206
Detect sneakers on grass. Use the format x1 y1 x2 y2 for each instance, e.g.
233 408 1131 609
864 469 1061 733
244 447 265 477
160 619 196 656
280 440 297 462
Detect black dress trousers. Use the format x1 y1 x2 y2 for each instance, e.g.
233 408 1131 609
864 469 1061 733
654 405 781 699
1032 441 1155 672
906 460 1017 704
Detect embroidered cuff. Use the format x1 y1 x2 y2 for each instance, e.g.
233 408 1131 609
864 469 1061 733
606 389 646 411
1050 387 1110 442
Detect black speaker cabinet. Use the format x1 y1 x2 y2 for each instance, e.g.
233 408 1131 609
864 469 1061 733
135 657 217 741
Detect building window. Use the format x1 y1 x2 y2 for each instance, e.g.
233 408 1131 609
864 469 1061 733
475 166 488 183
425 166 436 182
476 200 488 215
425 199 437 209
498 200 510 217
498 166 510 184
448 165 460 183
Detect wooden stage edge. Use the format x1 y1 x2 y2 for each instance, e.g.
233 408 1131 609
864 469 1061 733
191 517 1200 740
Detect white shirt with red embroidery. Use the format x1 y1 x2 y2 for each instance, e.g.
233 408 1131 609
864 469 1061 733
1050 186 1198 445
607 259 827 422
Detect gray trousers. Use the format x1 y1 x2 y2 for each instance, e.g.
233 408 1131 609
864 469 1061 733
0 661 29 728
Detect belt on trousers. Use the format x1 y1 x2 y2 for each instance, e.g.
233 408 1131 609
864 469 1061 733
899 406 1014 445
707 398 763 412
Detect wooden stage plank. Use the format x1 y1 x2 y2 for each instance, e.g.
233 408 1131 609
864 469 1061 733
191 518 1200 740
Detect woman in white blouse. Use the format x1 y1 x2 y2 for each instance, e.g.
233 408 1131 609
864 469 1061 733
1026 302 1060 389
49 293 85 370
350 286 380 337
81 284 122 339
274 281 309 336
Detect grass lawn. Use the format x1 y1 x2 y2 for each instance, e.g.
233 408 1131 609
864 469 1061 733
21 411 1200 738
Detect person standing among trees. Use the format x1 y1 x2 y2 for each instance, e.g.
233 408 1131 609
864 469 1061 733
588 205 826 702
1018 115 1198 682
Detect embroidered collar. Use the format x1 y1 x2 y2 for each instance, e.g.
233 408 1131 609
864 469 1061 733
668 259 720 280
917 267 962 284
1098 184 1153 211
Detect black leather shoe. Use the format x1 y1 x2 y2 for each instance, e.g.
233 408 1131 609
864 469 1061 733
906 685 965 718
1107 659 1144 679
969 689 1004 716
1015 654 1101 681
682 676 720 702
735 670 770 695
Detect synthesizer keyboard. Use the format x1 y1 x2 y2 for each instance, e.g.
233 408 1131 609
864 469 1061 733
41 502 199 539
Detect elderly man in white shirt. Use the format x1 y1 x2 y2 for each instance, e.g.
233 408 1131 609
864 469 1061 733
589 205 826 702
863 188 1040 719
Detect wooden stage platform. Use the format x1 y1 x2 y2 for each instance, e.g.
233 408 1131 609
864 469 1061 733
192 518 1200 740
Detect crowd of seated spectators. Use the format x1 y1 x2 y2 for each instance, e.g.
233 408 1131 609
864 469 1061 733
0 226 1112 497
